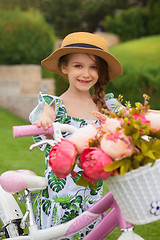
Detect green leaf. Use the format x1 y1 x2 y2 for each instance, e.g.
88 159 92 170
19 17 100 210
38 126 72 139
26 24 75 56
104 159 128 171
76 175 89 188
48 171 66 193
141 157 153 166
153 152 160 159
42 95 54 105
42 199 51 216
133 130 140 139
144 150 156 160
120 159 131 175
42 187 49 198
134 139 141 148
141 141 149 153
76 175 98 190
61 210 79 223
135 102 143 109
132 158 142 169
133 154 144 163
88 182 98 190
52 205 59 224
150 130 160 139
152 140 160 152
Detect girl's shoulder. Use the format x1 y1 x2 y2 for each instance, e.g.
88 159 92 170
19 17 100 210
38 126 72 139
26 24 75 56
105 92 115 101
105 93 124 113
38 92 61 106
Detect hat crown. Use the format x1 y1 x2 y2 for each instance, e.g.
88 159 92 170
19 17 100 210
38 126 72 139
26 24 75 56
61 32 109 52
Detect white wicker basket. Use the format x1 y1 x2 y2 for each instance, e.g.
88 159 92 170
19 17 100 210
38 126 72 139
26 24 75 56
105 159 160 225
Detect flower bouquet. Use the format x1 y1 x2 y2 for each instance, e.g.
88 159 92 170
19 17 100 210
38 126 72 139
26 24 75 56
49 94 160 224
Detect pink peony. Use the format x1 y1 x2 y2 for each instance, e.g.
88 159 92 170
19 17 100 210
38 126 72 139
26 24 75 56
69 124 98 154
145 111 160 133
49 138 77 178
133 113 150 124
80 147 113 183
100 131 135 160
101 117 122 134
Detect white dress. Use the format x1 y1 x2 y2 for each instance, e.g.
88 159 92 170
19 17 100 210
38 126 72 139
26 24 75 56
29 92 123 240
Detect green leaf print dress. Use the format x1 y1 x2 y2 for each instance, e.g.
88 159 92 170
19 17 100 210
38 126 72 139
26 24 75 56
29 92 123 240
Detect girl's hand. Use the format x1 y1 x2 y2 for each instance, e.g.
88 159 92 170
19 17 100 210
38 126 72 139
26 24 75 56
34 104 55 138
36 114 53 130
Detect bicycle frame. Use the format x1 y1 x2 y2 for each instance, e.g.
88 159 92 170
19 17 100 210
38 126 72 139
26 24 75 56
1 184 133 240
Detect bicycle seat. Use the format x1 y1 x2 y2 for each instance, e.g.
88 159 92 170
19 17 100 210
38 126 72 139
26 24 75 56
0 170 47 194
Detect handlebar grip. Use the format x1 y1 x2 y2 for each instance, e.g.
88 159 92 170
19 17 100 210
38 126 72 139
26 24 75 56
13 125 53 138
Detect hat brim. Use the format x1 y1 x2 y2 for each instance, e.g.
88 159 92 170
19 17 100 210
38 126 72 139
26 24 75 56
41 47 123 81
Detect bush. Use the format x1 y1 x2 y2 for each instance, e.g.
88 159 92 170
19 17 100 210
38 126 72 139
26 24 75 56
147 0 160 35
0 9 55 64
105 64 160 109
102 7 148 41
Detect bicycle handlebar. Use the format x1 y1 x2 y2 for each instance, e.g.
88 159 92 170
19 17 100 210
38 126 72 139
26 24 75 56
13 123 78 138
13 125 53 138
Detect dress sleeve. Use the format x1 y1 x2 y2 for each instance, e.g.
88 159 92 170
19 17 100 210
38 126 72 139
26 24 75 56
29 92 56 151
29 92 56 124
105 93 124 113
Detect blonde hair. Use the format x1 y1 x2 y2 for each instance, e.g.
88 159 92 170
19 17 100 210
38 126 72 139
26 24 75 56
58 54 109 113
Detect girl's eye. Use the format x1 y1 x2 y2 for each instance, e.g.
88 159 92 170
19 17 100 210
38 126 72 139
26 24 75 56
91 65 97 69
74 64 82 68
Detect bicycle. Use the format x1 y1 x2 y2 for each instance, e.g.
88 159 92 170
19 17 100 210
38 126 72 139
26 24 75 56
0 122 145 239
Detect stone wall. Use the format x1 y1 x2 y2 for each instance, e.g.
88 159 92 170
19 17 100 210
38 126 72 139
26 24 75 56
94 32 120 47
0 65 55 121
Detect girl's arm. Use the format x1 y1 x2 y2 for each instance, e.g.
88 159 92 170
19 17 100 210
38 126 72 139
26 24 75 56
145 109 160 133
35 104 56 130
149 109 160 113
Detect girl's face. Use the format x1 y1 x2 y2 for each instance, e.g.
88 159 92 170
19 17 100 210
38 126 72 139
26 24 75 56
61 53 99 92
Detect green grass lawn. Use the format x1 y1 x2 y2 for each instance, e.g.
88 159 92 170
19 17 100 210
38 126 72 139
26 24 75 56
110 35 160 69
105 35 160 110
0 108 45 176
1 107 160 239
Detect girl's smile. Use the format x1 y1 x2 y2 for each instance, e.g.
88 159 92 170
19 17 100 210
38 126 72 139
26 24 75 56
77 79 92 84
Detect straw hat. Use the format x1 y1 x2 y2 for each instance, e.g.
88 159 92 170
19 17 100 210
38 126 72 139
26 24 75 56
41 32 123 81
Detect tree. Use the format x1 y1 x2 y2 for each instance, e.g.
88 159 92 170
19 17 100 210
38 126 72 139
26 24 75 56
41 0 132 36
41 0 83 38
0 0 152 38
147 0 160 35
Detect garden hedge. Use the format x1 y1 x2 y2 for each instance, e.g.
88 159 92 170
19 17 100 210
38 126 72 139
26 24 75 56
0 9 55 64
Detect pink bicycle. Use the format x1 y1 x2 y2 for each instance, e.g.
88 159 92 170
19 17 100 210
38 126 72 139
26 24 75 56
0 123 144 239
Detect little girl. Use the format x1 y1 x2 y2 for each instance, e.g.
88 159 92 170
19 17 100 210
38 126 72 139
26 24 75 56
29 32 123 239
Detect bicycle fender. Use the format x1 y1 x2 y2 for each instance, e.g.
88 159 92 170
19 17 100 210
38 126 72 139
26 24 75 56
0 185 23 222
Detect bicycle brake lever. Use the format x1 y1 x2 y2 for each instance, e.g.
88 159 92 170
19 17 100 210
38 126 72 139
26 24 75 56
30 140 57 151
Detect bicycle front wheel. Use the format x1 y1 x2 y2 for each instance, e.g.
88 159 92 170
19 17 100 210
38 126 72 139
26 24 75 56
0 186 23 238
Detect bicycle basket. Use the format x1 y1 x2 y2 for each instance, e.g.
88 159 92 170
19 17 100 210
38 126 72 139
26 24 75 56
105 159 160 225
